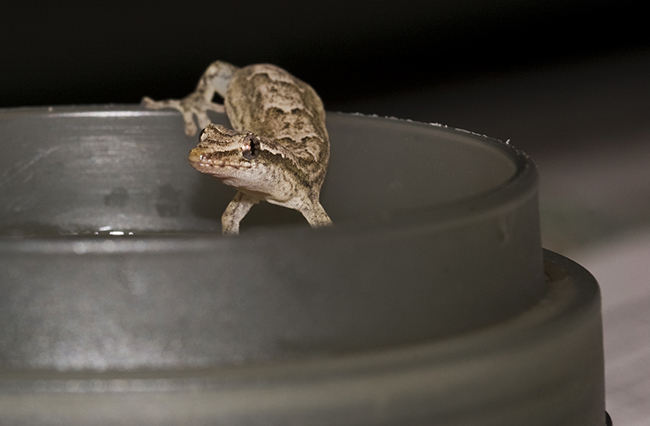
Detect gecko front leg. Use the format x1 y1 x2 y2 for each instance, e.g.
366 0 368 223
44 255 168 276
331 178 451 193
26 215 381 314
299 200 332 228
223 194 331 235
221 191 259 235
142 60 238 136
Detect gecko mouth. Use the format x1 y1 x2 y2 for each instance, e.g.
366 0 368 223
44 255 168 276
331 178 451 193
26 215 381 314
188 150 254 172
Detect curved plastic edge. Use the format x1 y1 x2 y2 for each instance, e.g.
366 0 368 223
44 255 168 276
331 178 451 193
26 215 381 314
0 250 606 426
0 106 538 254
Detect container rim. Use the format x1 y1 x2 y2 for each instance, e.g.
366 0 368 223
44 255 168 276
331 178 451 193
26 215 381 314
0 105 539 254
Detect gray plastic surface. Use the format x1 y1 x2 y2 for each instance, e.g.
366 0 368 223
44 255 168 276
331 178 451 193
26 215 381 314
0 106 605 424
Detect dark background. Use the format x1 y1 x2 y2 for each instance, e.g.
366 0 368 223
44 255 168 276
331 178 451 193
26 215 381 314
2 0 645 113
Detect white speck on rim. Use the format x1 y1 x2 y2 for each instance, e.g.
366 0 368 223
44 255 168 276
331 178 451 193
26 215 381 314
72 242 88 254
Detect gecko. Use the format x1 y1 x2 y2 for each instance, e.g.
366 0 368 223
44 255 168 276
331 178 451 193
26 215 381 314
142 61 332 235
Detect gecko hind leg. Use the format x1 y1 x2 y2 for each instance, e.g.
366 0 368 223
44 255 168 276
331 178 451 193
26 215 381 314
142 93 225 137
142 60 238 136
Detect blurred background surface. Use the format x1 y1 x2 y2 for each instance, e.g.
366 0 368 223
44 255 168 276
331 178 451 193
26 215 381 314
1 1 648 423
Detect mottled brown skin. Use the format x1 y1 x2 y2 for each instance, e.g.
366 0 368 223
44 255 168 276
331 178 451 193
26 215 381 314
143 61 332 235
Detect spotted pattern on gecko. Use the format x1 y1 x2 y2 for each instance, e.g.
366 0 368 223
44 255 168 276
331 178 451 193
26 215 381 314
143 61 332 235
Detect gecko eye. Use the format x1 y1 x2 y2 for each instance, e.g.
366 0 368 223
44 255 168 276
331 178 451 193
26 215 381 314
199 127 208 141
242 135 260 161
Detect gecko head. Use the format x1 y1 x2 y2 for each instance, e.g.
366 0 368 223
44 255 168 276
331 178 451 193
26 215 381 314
188 123 298 200
188 124 262 175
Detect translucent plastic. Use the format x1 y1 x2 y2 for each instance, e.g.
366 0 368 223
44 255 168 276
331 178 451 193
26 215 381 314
0 106 605 425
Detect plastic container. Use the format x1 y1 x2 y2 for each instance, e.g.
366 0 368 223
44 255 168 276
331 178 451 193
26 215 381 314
0 106 606 425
